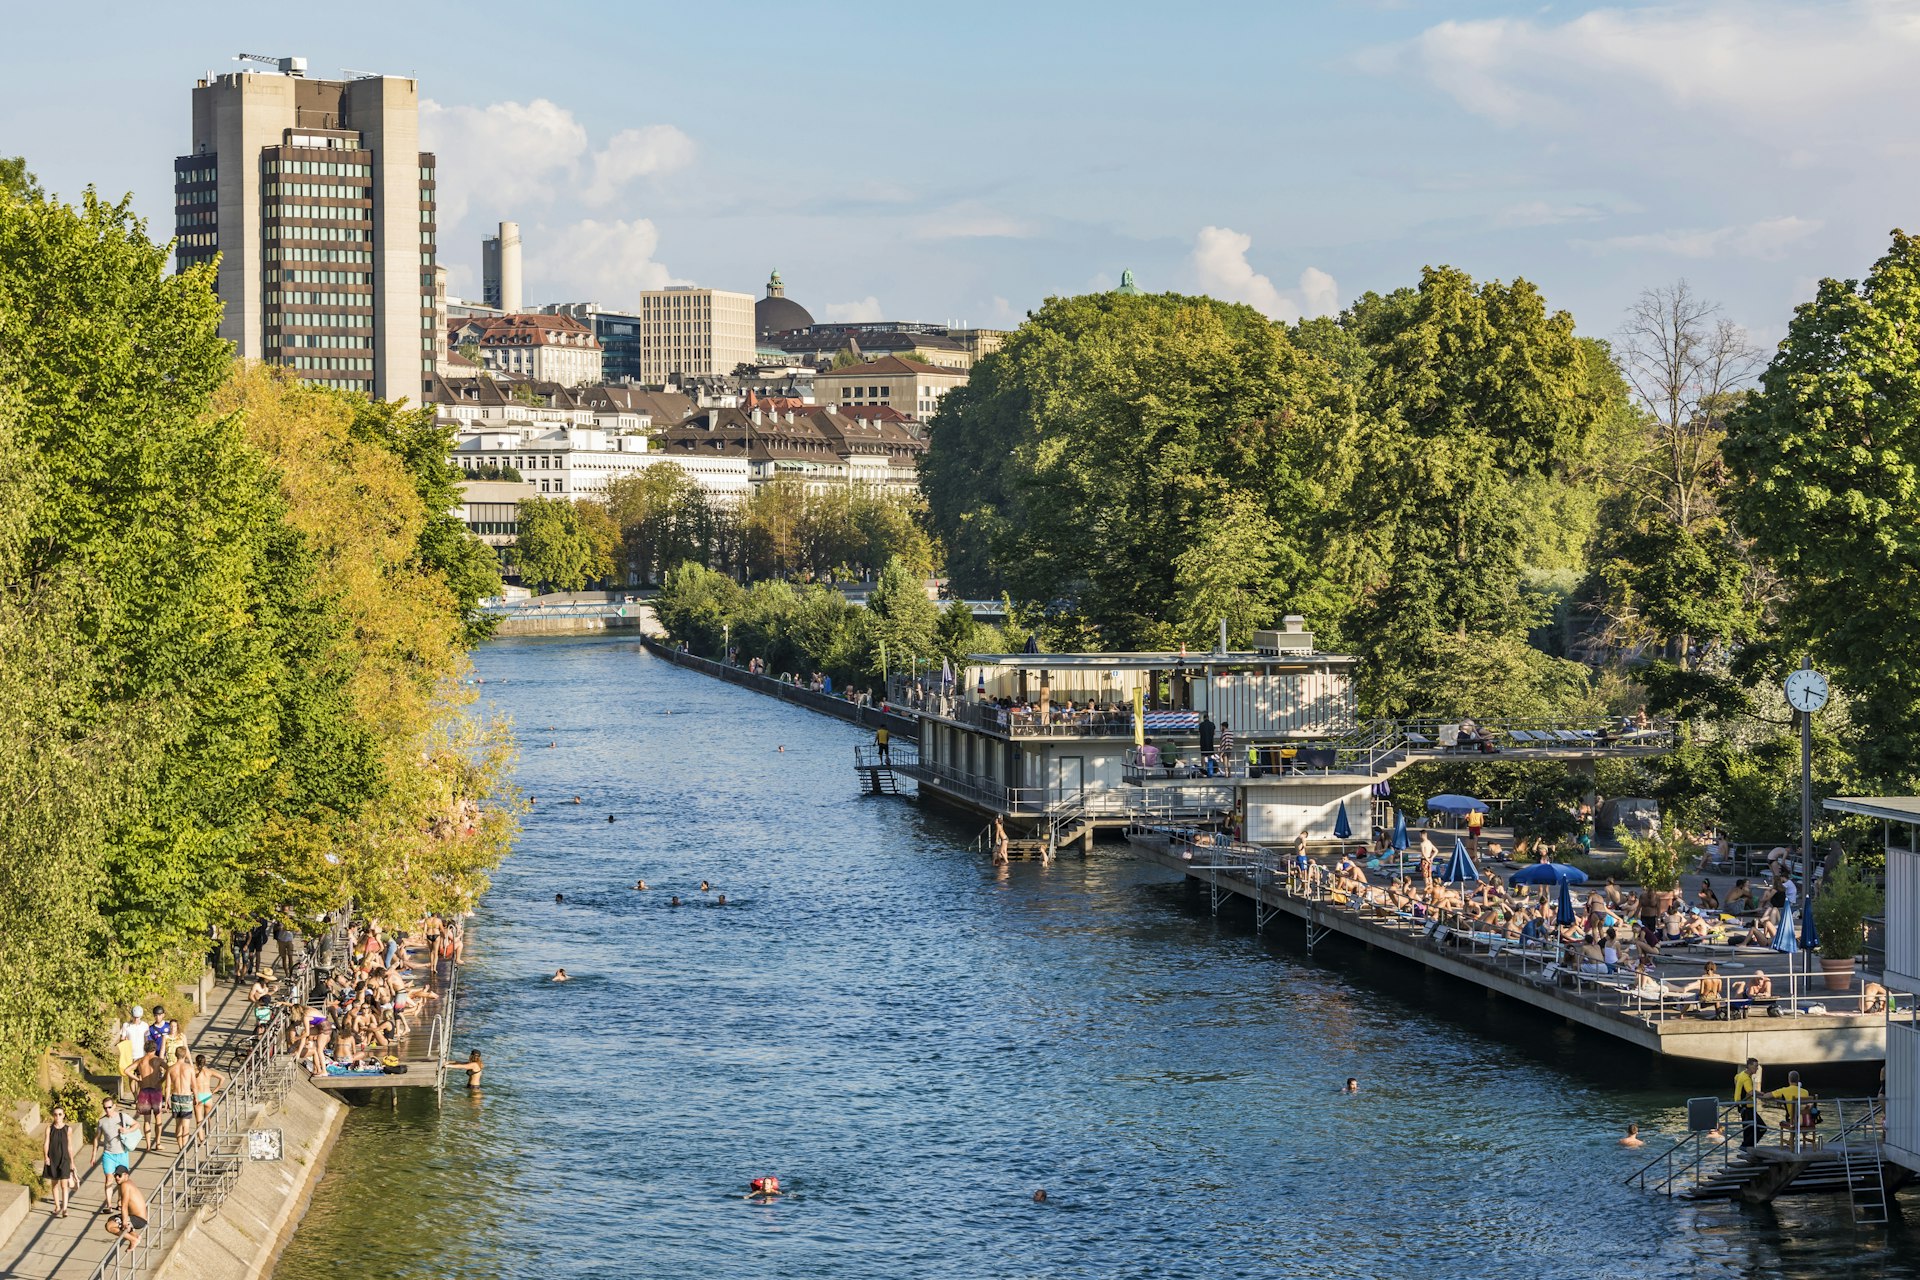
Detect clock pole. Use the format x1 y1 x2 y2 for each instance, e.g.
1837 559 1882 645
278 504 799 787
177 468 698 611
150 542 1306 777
1799 655 1813 958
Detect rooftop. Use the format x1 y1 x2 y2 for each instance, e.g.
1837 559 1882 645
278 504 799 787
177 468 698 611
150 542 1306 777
1824 797 1920 825
821 355 963 378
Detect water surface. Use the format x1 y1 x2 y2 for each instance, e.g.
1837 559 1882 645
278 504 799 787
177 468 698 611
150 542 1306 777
274 636 1915 1279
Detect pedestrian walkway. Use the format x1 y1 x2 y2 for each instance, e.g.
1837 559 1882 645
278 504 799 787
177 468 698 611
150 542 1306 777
0 977 260 1280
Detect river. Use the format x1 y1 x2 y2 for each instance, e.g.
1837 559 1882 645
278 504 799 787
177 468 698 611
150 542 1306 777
272 635 1916 1279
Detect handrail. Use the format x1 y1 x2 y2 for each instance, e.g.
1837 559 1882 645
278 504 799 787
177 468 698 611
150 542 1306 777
85 949 312 1280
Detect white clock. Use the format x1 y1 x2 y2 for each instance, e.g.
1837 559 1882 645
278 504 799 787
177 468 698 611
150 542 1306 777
1784 667 1830 713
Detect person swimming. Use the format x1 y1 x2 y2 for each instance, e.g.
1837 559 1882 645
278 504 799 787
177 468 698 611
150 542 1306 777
571 796 582 804
634 879 648 891
747 1177 781 1201
607 814 616 823
700 881 711 893
552 969 570 982
716 894 727 906
554 893 564 903
1032 1189 1047 1203
670 896 681 907
1342 1078 1359 1094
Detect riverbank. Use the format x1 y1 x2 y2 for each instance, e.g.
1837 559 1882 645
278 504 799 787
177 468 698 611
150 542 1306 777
642 638 915 737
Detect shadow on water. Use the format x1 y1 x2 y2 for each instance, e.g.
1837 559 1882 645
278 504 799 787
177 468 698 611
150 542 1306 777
270 636 1918 1280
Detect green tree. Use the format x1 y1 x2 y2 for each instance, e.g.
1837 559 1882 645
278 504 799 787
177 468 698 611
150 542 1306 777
1724 230 1920 783
0 157 41 203
861 555 939 677
514 496 596 592
654 561 745 655
604 463 711 585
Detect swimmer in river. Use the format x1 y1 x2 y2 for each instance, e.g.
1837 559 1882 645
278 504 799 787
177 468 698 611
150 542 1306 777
552 969 570 982
746 1177 781 1201
1032 1189 1047 1203
1342 1078 1359 1094
555 893 564 903
716 894 727 906
608 814 616 823
670 896 681 907
457 1051 483 1088
1620 1123 1644 1148
572 796 582 804
778 745 784 752
700 881 711 893
635 879 648 890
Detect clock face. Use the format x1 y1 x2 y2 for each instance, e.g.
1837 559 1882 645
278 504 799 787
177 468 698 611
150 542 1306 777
1784 668 1830 713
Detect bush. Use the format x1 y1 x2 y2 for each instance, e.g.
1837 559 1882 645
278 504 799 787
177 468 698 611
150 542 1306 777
49 1079 103 1141
1620 825 1689 893
1814 860 1883 962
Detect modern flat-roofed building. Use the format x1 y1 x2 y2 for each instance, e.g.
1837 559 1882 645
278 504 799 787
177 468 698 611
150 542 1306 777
815 355 968 419
175 60 436 403
637 287 756 383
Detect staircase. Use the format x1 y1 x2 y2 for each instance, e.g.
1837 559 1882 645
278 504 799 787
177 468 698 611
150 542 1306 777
853 744 909 797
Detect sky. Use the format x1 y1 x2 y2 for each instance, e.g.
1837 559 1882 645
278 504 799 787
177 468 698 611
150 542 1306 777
6 0 1919 348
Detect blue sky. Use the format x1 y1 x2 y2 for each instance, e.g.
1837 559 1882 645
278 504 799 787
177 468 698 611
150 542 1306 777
7 1 1917 347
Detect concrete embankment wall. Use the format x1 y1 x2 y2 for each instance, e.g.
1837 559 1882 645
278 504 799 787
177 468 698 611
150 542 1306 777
643 640 917 737
490 603 665 637
156 1079 346 1280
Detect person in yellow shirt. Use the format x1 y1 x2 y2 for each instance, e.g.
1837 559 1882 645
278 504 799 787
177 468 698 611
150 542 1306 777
1770 1071 1817 1146
1733 1057 1764 1149
874 725 891 764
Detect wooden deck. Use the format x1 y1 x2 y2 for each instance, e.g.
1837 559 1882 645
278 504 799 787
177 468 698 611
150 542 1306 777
1130 833 1885 1067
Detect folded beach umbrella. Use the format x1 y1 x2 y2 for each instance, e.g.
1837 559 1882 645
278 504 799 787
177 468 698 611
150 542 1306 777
1798 893 1818 953
1333 801 1353 840
1442 837 1479 883
1771 905 1797 953
1391 809 1409 852
1556 876 1577 926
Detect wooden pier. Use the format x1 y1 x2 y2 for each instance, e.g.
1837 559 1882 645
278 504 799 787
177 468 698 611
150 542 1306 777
1129 831 1886 1067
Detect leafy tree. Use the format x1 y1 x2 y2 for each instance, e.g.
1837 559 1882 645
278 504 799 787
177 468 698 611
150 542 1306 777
574 498 620 585
0 157 41 202
1724 230 1920 784
511 382 543 406
468 461 522 481
654 561 745 655
513 496 597 592
603 463 710 585
861 555 939 678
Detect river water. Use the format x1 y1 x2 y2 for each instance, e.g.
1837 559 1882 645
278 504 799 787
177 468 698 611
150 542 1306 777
274 635 1916 1280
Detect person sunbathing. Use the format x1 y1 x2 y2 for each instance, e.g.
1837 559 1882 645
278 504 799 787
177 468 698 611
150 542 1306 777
1739 970 1775 1015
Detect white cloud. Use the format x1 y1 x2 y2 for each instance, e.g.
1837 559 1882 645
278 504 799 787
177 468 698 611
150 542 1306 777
821 297 885 323
421 98 588 226
1577 216 1822 261
585 125 696 205
524 219 682 304
1191 227 1338 322
422 98 694 228
1388 3 1920 137
1493 200 1611 229
912 207 1035 240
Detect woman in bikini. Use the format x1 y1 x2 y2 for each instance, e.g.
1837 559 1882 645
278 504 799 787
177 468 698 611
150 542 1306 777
192 1055 228 1127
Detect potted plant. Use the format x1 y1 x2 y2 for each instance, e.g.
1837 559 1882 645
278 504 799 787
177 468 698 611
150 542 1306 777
1620 827 1686 908
1813 860 1883 992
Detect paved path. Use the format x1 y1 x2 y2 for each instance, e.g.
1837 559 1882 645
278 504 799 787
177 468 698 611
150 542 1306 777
0 977 260 1280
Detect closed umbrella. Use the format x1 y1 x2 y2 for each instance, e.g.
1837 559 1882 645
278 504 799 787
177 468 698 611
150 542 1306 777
1333 801 1353 841
1426 794 1489 815
1556 876 1577 926
1391 810 1409 852
941 657 954 686
1799 892 1819 954
1442 837 1479 884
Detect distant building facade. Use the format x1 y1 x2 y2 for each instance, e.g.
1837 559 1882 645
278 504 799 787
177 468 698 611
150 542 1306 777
540 303 643 383
175 62 437 403
814 355 967 419
637 287 756 383
451 314 604 386
755 269 814 337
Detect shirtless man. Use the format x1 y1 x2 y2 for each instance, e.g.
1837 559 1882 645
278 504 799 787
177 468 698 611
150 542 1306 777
109 1169 147 1251
1620 1123 1645 1148
165 1047 198 1151
131 1048 167 1150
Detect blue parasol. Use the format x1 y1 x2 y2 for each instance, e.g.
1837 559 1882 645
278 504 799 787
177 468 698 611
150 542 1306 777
1391 810 1409 852
1800 892 1819 953
1333 801 1353 840
1426 794 1489 815
1506 862 1590 887
1771 904 1798 953
1556 876 1577 926
1442 837 1479 883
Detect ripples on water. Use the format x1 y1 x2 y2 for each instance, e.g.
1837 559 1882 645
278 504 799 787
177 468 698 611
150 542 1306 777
273 637 1918 1280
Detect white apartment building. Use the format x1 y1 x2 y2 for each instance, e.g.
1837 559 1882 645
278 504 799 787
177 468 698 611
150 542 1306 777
637 287 756 383
452 314 604 387
452 425 660 498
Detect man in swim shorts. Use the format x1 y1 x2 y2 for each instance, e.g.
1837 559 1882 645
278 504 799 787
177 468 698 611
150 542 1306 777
110 1169 146 1250
95 1098 138 1210
166 1047 197 1150
130 1048 167 1150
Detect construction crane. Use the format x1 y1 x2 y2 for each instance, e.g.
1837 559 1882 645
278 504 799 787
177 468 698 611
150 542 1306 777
234 53 306 77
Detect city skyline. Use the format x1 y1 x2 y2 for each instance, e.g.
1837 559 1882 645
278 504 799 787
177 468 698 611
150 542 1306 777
6 1 1918 345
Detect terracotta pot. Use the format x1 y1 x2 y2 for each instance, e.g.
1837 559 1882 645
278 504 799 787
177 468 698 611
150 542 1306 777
1820 956 1856 993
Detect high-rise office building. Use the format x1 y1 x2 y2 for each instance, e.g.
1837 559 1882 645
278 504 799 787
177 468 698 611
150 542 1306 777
482 221 522 313
175 60 437 403
636 287 756 384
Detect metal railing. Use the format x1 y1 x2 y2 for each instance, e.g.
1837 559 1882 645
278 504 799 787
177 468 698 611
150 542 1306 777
1626 1096 1886 1198
86 953 311 1280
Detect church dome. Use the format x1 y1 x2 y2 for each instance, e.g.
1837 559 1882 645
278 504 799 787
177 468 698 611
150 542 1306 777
756 269 814 336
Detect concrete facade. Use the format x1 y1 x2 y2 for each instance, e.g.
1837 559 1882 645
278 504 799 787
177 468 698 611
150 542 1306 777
637 287 756 382
814 356 968 419
179 68 433 404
